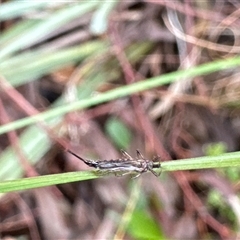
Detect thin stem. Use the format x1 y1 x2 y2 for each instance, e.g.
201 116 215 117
0 151 240 193
1 55 240 135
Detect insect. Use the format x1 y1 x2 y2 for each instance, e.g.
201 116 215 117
67 149 161 178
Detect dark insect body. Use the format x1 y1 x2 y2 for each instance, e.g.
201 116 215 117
67 149 161 178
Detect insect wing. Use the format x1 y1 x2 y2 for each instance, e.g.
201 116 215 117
97 160 142 172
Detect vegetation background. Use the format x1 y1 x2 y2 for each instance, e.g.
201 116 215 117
1 1 240 239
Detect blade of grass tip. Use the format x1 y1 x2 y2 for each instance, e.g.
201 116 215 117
0 2 100 60
1 55 240 135
90 0 119 35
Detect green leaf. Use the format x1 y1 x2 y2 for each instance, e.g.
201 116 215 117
127 210 165 239
105 117 132 149
204 142 227 156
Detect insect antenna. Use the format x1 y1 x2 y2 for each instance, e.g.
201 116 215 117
67 150 85 161
67 150 98 168
153 156 160 162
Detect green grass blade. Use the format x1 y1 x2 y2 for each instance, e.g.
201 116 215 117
1 55 240 135
0 1 49 20
0 41 108 86
90 0 119 34
163 151 240 171
0 151 240 193
0 171 98 194
0 19 39 45
0 2 99 59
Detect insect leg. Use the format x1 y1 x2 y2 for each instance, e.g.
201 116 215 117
136 150 144 159
131 173 141 179
96 169 111 176
149 168 162 177
114 171 130 177
121 150 133 159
